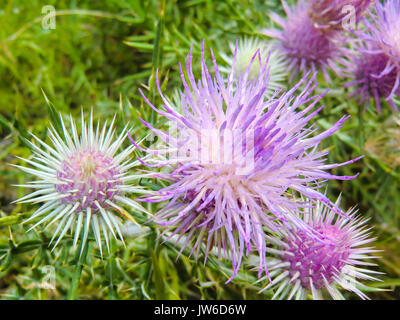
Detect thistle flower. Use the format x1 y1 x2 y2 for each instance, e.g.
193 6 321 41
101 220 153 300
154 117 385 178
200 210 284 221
260 197 381 300
345 0 400 112
345 47 400 112
263 0 348 82
13 112 145 255
307 0 371 31
131 42 361 281
362 0 400 70
220 37 287 94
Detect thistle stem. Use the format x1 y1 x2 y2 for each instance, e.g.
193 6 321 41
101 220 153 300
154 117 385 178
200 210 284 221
358 103 365 150
68 239 89 300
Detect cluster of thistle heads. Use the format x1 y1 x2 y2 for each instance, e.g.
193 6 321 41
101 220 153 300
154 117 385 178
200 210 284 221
14 0 400 300
263 0 400 112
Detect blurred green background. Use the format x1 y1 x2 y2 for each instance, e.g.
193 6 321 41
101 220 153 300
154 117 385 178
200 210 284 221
0 0 399 299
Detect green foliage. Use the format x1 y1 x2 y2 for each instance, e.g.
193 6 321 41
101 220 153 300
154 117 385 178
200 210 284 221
0 0 399 300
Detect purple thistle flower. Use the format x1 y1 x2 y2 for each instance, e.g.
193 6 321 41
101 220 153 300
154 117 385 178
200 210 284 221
363 0 400 69
260 196 381 300
345 0 400 112
132 42 362 282
307 0 371 31
263 0 349 82
345 46 400 112
13 112 147 255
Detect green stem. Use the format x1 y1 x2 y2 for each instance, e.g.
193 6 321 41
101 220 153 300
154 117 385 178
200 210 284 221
107 239 119 300
68 240 89 300
143 231 156 293
5 10 125 42
149 0 165 126
358 103 365 150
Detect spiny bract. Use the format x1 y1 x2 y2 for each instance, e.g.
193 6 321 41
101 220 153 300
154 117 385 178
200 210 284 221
220 37 288 95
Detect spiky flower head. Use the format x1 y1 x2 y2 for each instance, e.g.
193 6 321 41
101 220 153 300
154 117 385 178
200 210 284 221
307 0 371 31
13 112 145 255
220 37 288 94
260 197 381 300
363 0 400 70
345 0 400 112
132 42 361 281
345 47 400 112
263 0 348 82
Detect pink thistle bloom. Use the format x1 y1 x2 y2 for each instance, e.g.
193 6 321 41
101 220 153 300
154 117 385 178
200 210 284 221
132 42 362 282
13 112 147 255
307 0 371 31
260 196 382 300
345 46 400 113
345 0 400 112
263 0 350 82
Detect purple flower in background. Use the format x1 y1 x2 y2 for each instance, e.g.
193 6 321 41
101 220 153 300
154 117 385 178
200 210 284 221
13 112 146 255
260 196 381 300
345 46 400 112
132 42 361 281
307 0 371 31
346 0 400 112
363 0 400 69
263 0 349 82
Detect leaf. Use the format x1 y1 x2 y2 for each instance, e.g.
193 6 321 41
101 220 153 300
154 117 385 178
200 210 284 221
41 88 63 138
0 251 12 272
151 247 168 299
148 0 165 125
0 114 30 148
0 213 30 228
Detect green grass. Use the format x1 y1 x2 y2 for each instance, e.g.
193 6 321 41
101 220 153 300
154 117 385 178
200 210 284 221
0 0 399 300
